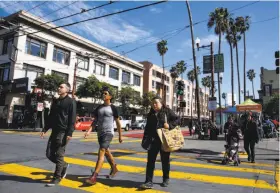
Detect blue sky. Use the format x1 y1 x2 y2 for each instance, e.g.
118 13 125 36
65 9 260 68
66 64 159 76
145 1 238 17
0 1 279 103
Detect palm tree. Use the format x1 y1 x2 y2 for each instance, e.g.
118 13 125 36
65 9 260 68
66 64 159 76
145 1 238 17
231 17 242 104
247 69 256 99
226 20 235 107
207 7 230 126
202 76 211 101
187 69 195 120
170 66 179 110
157 40 168 104
175 60 187 79
236 16 250 101
222 92 227 107
186 0 201 122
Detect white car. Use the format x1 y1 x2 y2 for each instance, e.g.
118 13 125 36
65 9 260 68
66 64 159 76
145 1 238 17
131 120 147 130
114 116 131 131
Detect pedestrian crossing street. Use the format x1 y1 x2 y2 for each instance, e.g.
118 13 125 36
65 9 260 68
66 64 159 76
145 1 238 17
0 146 278 193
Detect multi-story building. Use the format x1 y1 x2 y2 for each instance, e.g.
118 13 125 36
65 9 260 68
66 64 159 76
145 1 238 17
258 67 279 105
0 11 144 127
141 61 209 120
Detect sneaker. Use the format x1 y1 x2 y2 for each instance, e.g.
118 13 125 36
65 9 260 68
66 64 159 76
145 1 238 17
85 172 98 185
139 182 153 189
161 179 169 187
247 156 251 162
107 164 118 179
251 160 255 163
61 163 69 179
46 178 61 187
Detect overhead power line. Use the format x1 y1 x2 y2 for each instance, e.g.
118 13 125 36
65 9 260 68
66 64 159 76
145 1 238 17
20 1 116 33
37 1 78 20
25 1 48 13
0 1 20 9
252 16 279 24
12 1 166 39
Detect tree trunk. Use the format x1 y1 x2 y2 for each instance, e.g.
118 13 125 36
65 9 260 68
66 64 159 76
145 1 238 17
252 80 255 99
235 40 241 104
162 55 166 105
243 32 246 102
186 0 201 122
230 42 234 107
218 32 222 128
204 86 206 116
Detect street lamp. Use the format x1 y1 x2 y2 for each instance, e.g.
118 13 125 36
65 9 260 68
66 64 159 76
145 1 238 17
195 37 215 123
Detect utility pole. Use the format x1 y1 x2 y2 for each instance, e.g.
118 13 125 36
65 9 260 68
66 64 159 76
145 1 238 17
186 0 201 125
210 42 215 123
72 62 78 98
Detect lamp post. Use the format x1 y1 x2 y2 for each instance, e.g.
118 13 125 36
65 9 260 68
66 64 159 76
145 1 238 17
196 37 215 123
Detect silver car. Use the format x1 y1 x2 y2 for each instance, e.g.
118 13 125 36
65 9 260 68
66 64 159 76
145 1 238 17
131 120 147 130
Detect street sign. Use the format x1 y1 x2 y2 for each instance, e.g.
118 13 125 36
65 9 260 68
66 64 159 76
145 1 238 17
208 97 217 111
203 54 224 74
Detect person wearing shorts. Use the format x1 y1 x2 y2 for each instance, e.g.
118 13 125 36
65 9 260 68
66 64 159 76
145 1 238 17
84 87 122 185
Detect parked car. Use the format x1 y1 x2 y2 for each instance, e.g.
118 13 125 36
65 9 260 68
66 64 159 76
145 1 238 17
75 116 93 132
114 116 131 131
131 120 147 130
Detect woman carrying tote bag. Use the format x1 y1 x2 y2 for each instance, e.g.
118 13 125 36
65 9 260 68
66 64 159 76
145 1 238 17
140 95 179 189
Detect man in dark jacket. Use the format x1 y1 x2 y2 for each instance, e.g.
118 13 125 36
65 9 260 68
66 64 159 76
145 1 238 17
243 112 259 163
40 83 76 186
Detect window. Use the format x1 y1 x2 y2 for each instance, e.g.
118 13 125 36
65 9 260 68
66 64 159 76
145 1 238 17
187 86 190 91
152 70 156 76
133 74 140 86
18 64 44 89
0 63 10 82
2 36 14 55
166 76 170 83
122 70 130 84
152 80 155 88
76 55 89 71
76 77 86 89
109 66 119 80
53 47 70 65
156 71 161 78
25 37 47 58
52 71 68 82
94 61 105 76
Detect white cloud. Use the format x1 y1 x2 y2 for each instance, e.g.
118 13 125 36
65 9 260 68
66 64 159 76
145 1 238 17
176 49 183 53
0 1 152 44
149 7 162 14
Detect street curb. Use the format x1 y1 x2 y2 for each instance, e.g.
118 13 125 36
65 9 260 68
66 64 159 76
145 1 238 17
256 148 279 153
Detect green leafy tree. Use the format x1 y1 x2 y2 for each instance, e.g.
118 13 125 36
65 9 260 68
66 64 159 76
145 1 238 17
175 60 187 78
264 94 279 117
141 91 156 116
34 74 64 95
157 40 168 104
118 86 141 117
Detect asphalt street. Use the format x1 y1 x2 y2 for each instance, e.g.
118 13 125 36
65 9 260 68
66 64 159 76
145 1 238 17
0 129 279 193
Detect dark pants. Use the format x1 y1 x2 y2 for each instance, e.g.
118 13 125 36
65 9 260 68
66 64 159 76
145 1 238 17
244 139 256 161
46 132 68 179
145 136 170 183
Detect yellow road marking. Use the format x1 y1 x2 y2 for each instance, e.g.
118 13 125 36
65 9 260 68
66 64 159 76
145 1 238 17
110 139 142 144
109 149 273 168
275 161 279 193
113 156 273 175
0 163 166 193
64 157 275 190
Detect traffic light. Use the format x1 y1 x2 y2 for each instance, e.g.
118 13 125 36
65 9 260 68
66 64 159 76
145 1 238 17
176 80 185 96
179 101 186 107
275 51 279 74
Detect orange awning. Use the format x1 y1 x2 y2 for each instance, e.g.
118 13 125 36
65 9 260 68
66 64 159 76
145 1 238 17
236 99 262 112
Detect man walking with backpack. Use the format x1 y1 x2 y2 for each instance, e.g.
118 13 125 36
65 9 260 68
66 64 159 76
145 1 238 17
84 87 123 185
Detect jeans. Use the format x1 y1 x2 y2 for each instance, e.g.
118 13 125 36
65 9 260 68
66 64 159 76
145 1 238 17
244 139 256 161
145 136 170 183
46 131 68 178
